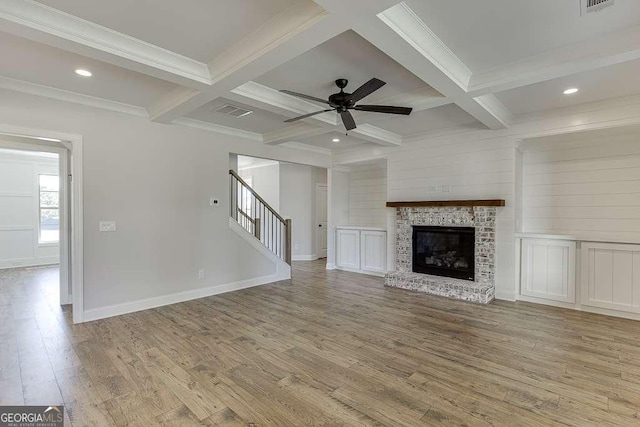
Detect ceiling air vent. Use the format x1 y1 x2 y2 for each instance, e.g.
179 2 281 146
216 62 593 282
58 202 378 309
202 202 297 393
213 104 253 118
581 0 614 16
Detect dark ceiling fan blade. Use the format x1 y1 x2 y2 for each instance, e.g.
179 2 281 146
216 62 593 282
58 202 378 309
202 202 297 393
284 109 333 123
340 111 357 131
280 90 329 105
348 78 386 103
354 105 413 115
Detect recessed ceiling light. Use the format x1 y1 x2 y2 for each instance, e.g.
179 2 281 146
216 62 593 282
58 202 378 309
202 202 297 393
75 69 92 77
563 88 579 95
332 138 340 143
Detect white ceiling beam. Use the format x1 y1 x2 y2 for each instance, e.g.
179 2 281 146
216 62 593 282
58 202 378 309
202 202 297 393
231 81 403 146
148 1 348 123
0 0 211 89
263 122 332 145
467 25 640 97
367 2 509 129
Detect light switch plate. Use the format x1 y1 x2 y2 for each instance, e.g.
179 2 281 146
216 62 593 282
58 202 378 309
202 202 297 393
100 221 116 232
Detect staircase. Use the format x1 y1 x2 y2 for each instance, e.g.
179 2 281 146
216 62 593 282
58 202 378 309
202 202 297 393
229 170 291 265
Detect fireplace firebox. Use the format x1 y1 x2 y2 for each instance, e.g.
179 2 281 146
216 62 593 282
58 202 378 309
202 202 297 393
412 226 475 281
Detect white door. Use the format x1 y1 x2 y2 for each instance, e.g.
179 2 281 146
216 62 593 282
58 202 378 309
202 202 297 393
316 184 328 258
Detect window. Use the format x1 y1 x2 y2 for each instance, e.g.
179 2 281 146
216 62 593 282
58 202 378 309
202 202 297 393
39 174 59 243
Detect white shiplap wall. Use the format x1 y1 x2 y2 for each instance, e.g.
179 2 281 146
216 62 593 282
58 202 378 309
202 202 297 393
348 165 387 228
522 132 640 241
385 135 517 299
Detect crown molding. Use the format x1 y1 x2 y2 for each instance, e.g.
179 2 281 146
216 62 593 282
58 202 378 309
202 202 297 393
173 117 262 141
280 141 332 155
0 0 211 88
148 2 347 123
0 75 148 117
377 2 472 91
207 0 328 82
468 25 640 97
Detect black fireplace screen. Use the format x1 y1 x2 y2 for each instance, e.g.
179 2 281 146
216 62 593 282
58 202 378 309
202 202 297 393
412 226 475 281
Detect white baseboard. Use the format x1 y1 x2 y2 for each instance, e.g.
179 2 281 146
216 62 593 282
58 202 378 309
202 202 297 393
292 254 318 261
326 263 336 270
0 257 60 270
516 294 640 321
334 266 386 278
494 290 517 302
82 219 293 322
83 272 287 322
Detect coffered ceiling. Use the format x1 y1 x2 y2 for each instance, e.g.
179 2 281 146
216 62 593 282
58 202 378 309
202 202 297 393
0 0 639 152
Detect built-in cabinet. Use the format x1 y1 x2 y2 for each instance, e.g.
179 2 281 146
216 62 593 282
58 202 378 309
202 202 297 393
520 239 576 303
336 227 386 276
518 235 640 318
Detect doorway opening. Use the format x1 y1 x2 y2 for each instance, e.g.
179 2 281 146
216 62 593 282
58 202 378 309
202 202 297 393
0 127 83 323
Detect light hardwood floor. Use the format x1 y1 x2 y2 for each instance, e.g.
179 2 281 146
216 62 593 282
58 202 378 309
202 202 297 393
3 261 640 426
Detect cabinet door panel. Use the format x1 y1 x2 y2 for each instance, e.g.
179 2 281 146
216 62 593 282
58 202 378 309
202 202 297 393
520 239 575 303
360 231 386 274
336 229 360 270
581 242 640 313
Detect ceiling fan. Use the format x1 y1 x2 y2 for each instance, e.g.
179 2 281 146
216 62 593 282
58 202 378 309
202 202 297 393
280 78 412 131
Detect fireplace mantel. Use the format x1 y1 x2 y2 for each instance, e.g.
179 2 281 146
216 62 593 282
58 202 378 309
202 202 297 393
386 200 505 208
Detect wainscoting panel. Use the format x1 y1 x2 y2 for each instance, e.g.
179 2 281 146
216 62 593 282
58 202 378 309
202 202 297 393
581 242 640 313
521 238 576 303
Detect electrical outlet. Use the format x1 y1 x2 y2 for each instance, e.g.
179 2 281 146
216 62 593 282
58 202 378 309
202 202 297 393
440 185 452 193
210 198 220 207
99 221 116 232
427 185 438 192
198 269 205 279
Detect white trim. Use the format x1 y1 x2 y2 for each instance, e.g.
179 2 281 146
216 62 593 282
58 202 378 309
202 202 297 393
229 217 292 279
0 0 211 87
292 255 318 261
0 258 59 270
495 290 518 302
517 294 640 322
173 117 262 142
83 272 285 322
377 2 472 90
0 123 84 323
334 265 386 278
0 76 148 117
280 142 332 156
326 263 336 270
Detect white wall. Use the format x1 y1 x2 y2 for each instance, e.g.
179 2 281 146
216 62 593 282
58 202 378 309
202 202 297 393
522 131 640 241
0 148 59 269
348 164 387 228
327 168 350 268
279 163 326 259
239 163 280 211
0 89 330 316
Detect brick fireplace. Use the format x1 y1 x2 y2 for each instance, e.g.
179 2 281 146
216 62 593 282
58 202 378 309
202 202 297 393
385 201 503 304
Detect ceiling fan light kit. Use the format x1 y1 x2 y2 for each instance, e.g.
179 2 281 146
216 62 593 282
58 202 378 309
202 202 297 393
281 78 413 131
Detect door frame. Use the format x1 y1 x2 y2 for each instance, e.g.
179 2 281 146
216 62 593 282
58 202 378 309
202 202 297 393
315 183 328 258
0 124 84 323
